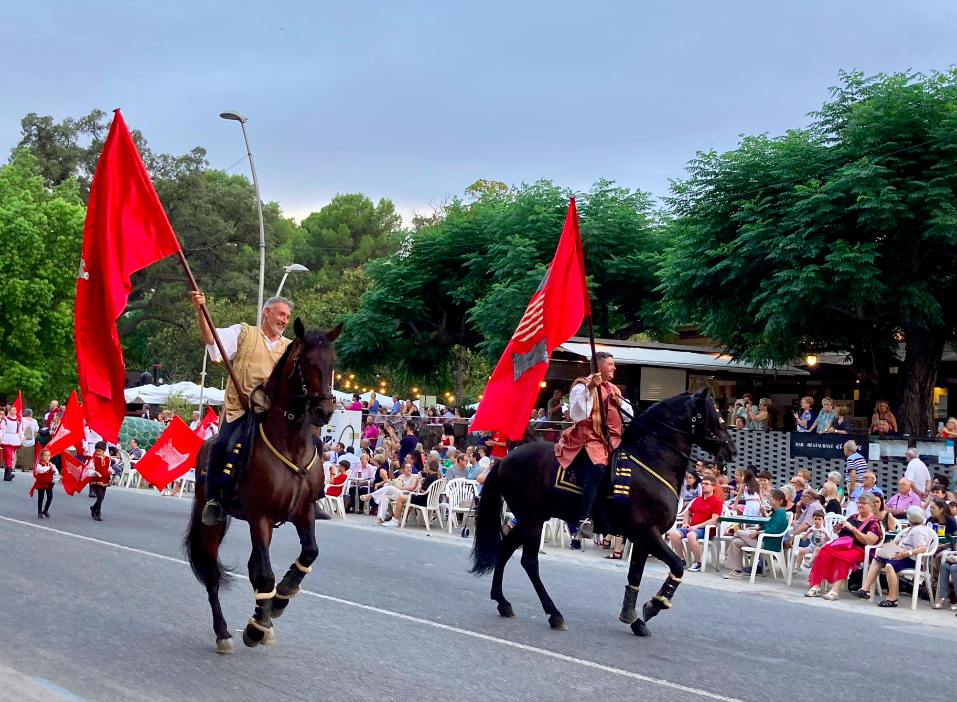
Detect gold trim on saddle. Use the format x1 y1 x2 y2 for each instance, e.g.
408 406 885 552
619 453 678 500
555 463 584 494
258 424 318 474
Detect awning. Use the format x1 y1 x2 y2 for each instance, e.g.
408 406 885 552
556 341 808 377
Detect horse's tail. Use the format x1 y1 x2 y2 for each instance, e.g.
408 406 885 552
183 460 233 589
470 460 504 576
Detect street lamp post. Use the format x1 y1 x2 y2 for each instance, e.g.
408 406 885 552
275 263 309 297
220 110 266 327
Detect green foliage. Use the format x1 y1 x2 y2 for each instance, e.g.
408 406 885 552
0 150 85 403
660 70 957 432
288 193 402 290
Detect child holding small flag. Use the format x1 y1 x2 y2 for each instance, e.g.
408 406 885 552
85 441 111 521
31 448 58 518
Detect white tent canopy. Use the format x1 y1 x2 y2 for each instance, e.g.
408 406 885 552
125 381 224 406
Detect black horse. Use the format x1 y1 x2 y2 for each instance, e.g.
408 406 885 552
470 386 735 636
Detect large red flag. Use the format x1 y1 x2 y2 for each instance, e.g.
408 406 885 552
75 110 182 442
45 390 85 457
471 200 588 440
11 390 22 418
60 452 92 496
134 415 204 490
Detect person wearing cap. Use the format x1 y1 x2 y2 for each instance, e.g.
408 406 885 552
855 505 936 607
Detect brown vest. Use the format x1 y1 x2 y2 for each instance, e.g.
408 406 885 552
554 377 622 468
223 323 291 423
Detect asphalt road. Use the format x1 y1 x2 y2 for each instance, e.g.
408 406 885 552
0 481 954 702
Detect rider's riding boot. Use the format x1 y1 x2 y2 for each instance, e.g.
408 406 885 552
201 499 223 526
573 463 604 543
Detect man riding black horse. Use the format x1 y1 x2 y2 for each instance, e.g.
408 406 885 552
554 351 631 547
191 290 294 526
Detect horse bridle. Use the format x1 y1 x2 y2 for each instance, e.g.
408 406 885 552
617 401 731 464
270 343 336 422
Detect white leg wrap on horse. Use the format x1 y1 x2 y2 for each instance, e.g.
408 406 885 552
294 558 312 573
254 588 278 600
246 617 272 633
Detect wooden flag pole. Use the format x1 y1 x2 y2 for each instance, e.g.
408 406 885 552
174 250 248 411
570 198 609 444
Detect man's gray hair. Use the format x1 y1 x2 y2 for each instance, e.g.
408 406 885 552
844 440 857 452
905 447 919 459
263 296 294 312
595 351 613 364
906 505 926 524
23 409 32 417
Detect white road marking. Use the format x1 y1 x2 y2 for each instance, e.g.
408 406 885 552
0 515 749 702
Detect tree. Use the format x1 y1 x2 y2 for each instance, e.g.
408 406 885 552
0 150 85 403
659 70 957 434
288 193 402 290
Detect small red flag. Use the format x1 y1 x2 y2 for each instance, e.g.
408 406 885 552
60 452 92 496
471 200 588 440
46 390 85 457
75 110 182 442
134 415 204 490
195 406 219 438
11 390 22 418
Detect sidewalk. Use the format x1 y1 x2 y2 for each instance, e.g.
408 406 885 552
0 664 81 702
324 511 957 634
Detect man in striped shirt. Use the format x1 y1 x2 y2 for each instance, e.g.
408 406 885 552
843 440 868 493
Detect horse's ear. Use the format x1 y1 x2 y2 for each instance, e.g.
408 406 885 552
293 317 305 340
325 323 343 342
695 384 713 400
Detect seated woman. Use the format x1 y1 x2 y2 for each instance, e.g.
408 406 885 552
361 462 420 525
805 492 882 600
873 493 897 535
439 423 455 458
722 489 788 578
679 471 701 511
394 458 442 520
820 481 843 514
856 505 936 607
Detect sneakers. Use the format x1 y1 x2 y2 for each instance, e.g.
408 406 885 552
723 570 743 579
688 562 702 572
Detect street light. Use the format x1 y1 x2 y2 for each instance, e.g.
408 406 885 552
275 263 309 297
220 109 266 327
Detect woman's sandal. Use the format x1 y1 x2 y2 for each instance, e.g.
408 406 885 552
822 591 839 601
604 550 623 560
877 598 898 608
804 586 822 597
600 537 612 549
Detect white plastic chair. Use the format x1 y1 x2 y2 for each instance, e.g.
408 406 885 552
741 515 793 584
541 518 571 550
323 478 350 519
442 479 477 534
177 468 196 498
399 479 447 532
868 530 939 609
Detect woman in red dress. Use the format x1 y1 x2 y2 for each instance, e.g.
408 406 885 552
806 492 881 600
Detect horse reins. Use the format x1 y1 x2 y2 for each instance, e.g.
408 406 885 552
617 402 729 466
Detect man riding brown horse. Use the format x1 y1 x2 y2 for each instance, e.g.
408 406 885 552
554 351 630 547
191 290 294 525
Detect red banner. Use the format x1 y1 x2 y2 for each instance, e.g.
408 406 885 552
134 415 204 489
45 390 85 457
60 452 91 496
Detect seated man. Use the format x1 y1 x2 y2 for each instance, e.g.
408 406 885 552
127 438 143 463
445 453 469 481
346 453 375 513
855 505 936 607
872 419 899 437
886 478 922 518
667 476 724 572
846 471 884 516
785 487 824 549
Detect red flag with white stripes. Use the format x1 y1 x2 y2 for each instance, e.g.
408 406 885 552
470 200 588 440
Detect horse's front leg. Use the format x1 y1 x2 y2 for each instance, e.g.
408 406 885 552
272 500 319 620
634 533 685 637
619 536 648 627
243 517 276 648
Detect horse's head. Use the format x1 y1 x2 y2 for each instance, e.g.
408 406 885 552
686 385 736 466
285 318 342 426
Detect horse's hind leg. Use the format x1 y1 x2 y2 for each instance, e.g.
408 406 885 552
519 521 566 631
272 502 319 620
490 523 523 617
203 523 233 654
634 533 685 637
243 518 276 648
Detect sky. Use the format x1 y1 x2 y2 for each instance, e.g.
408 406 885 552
3 1 957 224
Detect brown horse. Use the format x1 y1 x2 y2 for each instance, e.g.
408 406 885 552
184 318 340 654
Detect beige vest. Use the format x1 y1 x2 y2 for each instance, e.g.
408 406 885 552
223 323 291 423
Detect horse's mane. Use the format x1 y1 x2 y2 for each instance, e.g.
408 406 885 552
620 393 689 445
262 339 297 399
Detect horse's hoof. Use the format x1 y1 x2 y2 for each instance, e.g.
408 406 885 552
497 602 515 618
271 599 289 619
631 619 651 637
242 629 260 648
548 615 568 631
619 607 638 625
216 637 234 655
262 627 277 646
